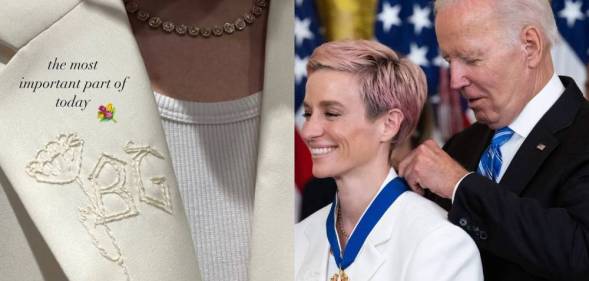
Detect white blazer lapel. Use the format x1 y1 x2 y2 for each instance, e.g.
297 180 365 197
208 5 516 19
345 233 388 280
297 208 391 281
0 0 79 51
248 0 295 280
346 202 394 281
0 1 201 280
297 218 330 281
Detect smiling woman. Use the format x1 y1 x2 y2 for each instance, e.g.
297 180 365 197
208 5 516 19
302 70 386 179
294 40 483 281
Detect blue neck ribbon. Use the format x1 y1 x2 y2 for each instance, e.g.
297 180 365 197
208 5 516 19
326 177 408 270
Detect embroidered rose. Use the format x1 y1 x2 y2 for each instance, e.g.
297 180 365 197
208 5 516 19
98 103 117 122
25 134 84 184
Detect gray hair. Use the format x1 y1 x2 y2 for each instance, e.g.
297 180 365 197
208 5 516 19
434 0 559 48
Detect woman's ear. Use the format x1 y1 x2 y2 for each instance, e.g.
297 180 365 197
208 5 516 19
380 109 404 143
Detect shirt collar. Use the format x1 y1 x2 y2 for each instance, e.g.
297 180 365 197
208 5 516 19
508 73 564 138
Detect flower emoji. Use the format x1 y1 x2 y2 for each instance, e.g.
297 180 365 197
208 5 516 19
98 103 117 122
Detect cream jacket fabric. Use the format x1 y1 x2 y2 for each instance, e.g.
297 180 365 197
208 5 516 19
0 1 293 281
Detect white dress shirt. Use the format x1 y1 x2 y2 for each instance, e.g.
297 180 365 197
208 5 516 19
452 73 564 200
496 73 564 181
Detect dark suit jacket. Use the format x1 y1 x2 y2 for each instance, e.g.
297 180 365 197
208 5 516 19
438 76 589 280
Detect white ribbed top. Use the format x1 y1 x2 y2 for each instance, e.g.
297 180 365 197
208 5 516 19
154 92 260 281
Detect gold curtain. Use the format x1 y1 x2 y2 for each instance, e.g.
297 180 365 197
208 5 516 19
316 0 378 41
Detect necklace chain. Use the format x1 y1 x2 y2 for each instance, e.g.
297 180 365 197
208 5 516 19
337 204 349 240
124 0 268 38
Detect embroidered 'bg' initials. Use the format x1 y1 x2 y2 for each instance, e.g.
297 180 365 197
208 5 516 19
25 133 174 281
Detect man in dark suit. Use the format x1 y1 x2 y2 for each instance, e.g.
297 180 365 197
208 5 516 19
399 0 589 280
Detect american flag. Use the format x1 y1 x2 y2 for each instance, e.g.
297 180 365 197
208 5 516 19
294 0 588 218
374 0 471 140
551 0 589 90
294 0 324 212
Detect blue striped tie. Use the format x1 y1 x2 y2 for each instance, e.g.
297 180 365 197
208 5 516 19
477 127 514 182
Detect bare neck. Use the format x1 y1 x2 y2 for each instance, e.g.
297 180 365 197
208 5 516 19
491 55 556 129
531 59 556 98
335 160 391 240
129 0 268 102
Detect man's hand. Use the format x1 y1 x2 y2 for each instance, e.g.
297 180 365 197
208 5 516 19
398 140 469 199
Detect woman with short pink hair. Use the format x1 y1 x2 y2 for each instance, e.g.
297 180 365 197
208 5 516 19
294 40 482 281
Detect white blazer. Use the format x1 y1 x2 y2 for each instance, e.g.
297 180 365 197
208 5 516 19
0 0 293 280
295 187 483 281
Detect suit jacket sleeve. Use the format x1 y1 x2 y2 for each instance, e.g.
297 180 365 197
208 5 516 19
450 170 589 280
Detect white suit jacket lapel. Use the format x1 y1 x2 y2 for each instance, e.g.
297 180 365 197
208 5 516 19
248 0 294 280
297 205 392 281
346 208 393 281
297 215 330 281
0 1 201 280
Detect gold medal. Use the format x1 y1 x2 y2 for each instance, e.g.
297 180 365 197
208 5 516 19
330 269 349 281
